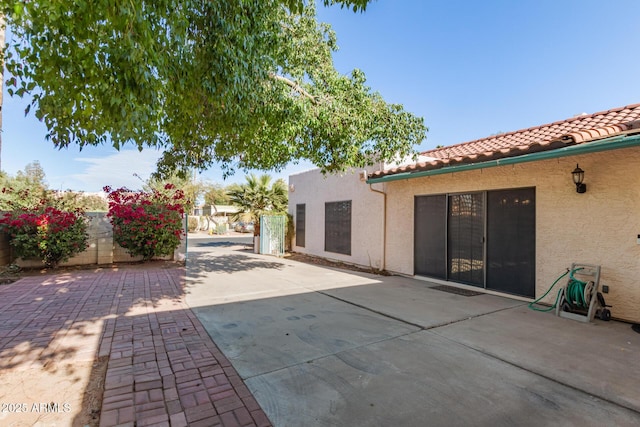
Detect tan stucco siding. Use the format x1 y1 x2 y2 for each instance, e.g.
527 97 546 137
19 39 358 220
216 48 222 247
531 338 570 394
288 168 385 269
385 147 640 322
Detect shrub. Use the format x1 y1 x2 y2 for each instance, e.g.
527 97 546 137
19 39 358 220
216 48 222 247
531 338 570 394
285 213 294 251
104 184 185 261
0 199 89 268
215 223 227 235
187 216 199 232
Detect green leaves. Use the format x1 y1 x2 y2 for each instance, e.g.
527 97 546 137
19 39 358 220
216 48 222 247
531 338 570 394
2 0 425 178
285 0 371 14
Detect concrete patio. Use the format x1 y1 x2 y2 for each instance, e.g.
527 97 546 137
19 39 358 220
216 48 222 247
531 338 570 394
1 235 638 427
186 240 640 427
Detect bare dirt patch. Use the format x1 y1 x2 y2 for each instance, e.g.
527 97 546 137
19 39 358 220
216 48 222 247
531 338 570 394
73 356 108 427
0 358 104 427
284 252 390 276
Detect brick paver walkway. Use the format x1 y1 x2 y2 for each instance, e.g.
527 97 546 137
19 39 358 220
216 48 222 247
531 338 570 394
0 266 271 427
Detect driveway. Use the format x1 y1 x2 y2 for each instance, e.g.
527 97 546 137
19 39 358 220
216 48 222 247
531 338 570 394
185 242 640 426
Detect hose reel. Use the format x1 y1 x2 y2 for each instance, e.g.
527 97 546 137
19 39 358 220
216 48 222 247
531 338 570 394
529 263 611 322
556 264 611 323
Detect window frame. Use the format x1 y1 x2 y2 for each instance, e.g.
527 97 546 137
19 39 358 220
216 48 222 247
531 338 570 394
295 203 306 248
324 200 352 255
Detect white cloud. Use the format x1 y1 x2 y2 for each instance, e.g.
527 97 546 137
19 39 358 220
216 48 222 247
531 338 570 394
54 151 317 192
65 149 163 192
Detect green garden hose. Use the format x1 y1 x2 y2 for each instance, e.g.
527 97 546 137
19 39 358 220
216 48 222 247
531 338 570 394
528 268 586 312
528 269 569 312
565 269 590 309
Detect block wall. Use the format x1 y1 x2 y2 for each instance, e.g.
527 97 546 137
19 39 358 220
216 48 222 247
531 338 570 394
0 212 187 268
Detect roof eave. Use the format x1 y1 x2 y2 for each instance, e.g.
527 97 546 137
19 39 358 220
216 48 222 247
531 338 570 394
367 132 640 184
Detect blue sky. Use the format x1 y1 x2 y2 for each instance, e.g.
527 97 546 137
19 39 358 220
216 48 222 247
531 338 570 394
3 0 640 192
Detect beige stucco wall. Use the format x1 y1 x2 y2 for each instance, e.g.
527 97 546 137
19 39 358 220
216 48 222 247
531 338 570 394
288 167 385 270
385 147 640 323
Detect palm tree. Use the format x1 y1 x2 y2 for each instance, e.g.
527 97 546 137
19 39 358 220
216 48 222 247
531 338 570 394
227 174 288 237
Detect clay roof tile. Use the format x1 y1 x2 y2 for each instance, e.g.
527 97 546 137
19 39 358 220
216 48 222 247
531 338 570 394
374 103 640 179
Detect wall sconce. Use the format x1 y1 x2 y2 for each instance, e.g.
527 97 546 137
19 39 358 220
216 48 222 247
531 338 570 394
572 164 586 193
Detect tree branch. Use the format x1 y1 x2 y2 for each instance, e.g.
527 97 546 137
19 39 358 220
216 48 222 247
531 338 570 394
270 73 317 103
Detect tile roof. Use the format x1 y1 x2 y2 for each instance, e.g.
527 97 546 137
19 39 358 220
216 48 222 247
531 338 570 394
371 103 640 178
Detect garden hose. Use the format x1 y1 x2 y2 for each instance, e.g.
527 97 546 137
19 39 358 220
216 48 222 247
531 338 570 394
528 269 569 312
528 267 586 312
565 269 590 309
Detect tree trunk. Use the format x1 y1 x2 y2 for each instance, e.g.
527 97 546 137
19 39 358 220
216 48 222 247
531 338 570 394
254 219 260 237
0 16 5 171
253 236 260 254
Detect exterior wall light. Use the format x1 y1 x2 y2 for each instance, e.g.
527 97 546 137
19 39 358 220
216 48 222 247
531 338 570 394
572 164 586 193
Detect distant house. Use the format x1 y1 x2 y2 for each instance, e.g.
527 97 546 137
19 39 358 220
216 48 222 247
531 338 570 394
193 205 237 218
288 103 640 323
191 205 238 233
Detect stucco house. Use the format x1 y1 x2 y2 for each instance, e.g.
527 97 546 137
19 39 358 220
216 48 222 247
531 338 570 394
288 103 640 323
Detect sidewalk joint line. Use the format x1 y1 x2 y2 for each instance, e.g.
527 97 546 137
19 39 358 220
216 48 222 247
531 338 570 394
315 289 526 332
242 329 421 381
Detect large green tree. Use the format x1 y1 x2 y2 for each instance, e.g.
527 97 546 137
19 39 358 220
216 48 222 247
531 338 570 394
203 183 231 206
0 161 47 209
1 0 425 178
0 161 108 211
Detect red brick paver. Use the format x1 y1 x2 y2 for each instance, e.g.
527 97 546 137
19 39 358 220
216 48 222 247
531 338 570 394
0 267 271 427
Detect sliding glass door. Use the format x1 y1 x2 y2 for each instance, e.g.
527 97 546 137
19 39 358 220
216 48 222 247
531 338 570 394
447 193 485 287
486 188 535 297
414 188 535 297
414 195 447 279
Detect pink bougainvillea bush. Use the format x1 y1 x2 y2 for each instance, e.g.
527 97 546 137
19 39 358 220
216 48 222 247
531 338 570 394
0 193 89 268
104 184 185 261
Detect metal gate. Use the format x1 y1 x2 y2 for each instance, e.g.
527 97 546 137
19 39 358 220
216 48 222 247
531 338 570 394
260 215 286 256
